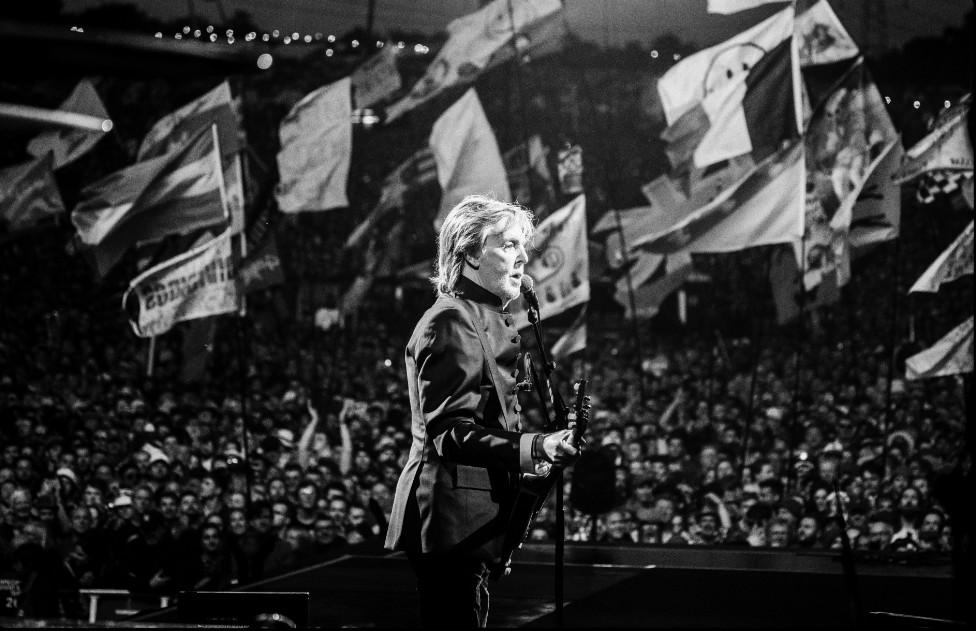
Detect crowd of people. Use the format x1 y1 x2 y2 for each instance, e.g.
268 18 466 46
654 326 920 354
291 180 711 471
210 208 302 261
1 14 972 622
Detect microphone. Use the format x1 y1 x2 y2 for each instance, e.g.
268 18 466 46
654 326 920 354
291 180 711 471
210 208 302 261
520 275 540 313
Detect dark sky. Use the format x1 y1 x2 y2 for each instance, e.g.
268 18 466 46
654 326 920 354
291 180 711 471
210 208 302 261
62 0 972 51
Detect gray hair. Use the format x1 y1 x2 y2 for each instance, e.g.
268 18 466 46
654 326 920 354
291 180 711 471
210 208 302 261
433 195 534 295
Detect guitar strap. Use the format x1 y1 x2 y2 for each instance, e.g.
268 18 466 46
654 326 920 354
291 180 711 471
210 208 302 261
465 302 516 431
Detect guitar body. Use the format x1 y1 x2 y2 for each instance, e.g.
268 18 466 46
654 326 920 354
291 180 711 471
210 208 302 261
490 379 589 580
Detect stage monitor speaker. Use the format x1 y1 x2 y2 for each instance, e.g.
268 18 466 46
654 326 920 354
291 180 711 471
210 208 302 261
177 590 309 629
570 448 616 515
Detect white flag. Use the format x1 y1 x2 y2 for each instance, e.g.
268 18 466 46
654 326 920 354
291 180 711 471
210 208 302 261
906 317 974 381
512 195 588 329
849 139 904 249
429 90 510 229
123 229 240 338
27 79 110 170
909 221 974 293
275 77 352 213
657 6 797 126
384 0 561 122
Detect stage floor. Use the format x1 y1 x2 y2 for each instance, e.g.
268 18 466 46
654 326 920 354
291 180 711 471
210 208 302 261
121 545 958 628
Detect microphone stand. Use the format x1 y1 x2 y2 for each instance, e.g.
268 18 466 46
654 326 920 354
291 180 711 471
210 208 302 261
527 305 568 628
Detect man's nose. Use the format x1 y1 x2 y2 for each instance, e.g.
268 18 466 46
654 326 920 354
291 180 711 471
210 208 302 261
516 243 528 263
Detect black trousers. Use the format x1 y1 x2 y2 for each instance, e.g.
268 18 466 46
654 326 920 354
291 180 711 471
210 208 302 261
407 552 491 628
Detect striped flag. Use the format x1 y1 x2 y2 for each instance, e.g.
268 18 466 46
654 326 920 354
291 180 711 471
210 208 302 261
71 125 227 278
0 154 64 234
906 317 974 381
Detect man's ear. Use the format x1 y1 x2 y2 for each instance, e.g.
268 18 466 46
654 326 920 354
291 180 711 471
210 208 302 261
465 252 481 270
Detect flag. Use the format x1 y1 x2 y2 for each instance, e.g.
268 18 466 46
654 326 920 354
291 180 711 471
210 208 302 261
594 206 683 269
657 6 798 127
384 0 562 122
906 317 974 381
800 60 899 288
503 135 555 210
894 95 973 183
631 140 805 255
769 243 840 325
71 126 227 278
707 0 789 14
551 304 587 361
138 81 246 234
275 77 352 213
557 144 584 194
27 79 110 169
511 195 588 329
0 154 64 233
239 232 285 293
351 46 402 109
123 229 240 338
345 147 437 249
849 140 904 249
909 221 973 293
429 90 510 229
916 170 973 204
795 0 859 67
619 252 694 319
138 81 241 160
179 317 217 383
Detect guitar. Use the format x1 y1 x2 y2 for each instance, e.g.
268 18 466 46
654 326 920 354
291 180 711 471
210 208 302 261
489 377 590 580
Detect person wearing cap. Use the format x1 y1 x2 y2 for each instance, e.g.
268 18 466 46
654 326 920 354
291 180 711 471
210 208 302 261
385 196 580 628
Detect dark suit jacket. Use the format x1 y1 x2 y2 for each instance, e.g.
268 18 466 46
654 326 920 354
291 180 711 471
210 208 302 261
385 276 537 561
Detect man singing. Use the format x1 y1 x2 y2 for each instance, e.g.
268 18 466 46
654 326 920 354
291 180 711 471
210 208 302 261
385 195 579 628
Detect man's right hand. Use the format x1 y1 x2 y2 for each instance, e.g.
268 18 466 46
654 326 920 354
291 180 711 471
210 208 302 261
541 429 579 467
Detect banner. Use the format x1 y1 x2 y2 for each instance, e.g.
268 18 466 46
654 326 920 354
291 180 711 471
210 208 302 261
894 95 972 183
384 0 562 122
905 317 974 380
27 79 110 169
429 89 510 229
124 230 240 338
0 154 64 233
769 244 839 325
351 46 402 109
909 221 973 293
512 195 588 329
631 140 804 255
276 77 352 212
557 144 584 194
72 126 227 277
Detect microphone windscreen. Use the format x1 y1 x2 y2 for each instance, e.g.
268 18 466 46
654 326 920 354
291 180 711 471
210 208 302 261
520 275 535 294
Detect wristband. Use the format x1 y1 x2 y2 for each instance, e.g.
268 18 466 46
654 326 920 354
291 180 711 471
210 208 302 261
532 433 550 462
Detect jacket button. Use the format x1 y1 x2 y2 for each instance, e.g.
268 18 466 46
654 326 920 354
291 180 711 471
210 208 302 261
514 402 522 413
511 334 520 344
510 370 518 378
504 317 513 327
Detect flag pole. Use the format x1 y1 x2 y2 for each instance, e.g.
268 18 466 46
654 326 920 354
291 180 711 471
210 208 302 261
786 239 808 496
880 235 903 482
739 251 770 484
146 335 157 378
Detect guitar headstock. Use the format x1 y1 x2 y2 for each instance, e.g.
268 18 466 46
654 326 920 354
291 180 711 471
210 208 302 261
571 379 590 444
